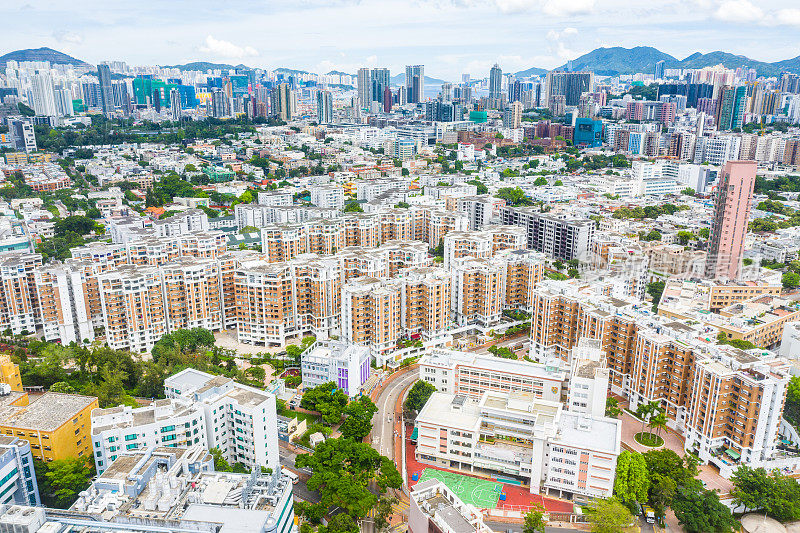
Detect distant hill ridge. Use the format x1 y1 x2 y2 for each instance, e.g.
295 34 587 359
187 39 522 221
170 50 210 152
0 47 92 69
515 46 800 77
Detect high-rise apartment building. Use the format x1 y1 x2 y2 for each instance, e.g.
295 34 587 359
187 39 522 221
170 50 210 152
210 89 229 118
169 88 182 121
654 60 665 80
715 85 747 130
164 369 279 472
503 101 522 129
29 72 57 117
0 252 41 335
500 207 595 261
97 64 114 117
489 64 503 99
527 278 797 476
371 68 390 103
704 160 757 280
546 71 594 107
357 67 371 108
406 65 424 104
270 83 293 121
316 89 333 124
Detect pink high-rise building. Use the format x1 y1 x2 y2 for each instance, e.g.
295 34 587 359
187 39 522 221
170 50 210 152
705 160 757 280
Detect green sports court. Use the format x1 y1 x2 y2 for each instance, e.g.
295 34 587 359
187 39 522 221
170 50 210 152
417 468 502 509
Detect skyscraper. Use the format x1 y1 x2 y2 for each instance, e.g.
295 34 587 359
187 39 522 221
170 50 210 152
210 89 229 118
545 71 594 106
97 64 114 117
371 68 390 103
502 102 522 129
170 89 182 121
654 60 665 81
357 68 371 108
29 72 57 117
489 64 503 99
406 65 424 104
382 86 393 113
271 83 293 121
317 90 333 124
705 160 757 280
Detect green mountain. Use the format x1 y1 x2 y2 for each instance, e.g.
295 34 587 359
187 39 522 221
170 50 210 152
518 46 800 78
558 46 677 77
390 73 447 86
514 66 548 78
162 61 250 71
0 47 92 69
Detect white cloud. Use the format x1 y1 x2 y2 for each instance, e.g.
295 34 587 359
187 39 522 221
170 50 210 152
775 8 800 27
52 30 83 44
198 35 258 59
542 0 595 16
489 0 594 15
713 0 763 23
493 0 537 14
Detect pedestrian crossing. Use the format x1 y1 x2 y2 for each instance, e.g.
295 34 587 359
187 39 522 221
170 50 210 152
392 500 409 514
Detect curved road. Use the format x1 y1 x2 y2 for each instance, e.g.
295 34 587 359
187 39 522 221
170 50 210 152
371 370 418 460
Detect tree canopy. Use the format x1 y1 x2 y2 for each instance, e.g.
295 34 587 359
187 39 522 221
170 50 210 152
404 380 436 414
294 438 402 518
731 466 800 521
300 382 350 425
613 450 649 505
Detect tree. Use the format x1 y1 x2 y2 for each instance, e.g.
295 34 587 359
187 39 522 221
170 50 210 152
40 457 94 508
466 179 488 194
325 513 360 533
300 382 349 425
649 411 668 442
50 381 76 393
211 447 232 471
340 396 378 441
783 271 800 289
587 497 634 533
731 466 800 521
681 187 695 196
239 225 259 234
404 380 436 414
677 230 695 245
605 397 621 418
698 227 710 239
295 438 402 518
648 475 677 517
343 201 364 213
672 485 735 533
494 187 531 206
646 281 665 310
522 508 546 533
534 176 548 186
613 450 649 505
374 496 398 531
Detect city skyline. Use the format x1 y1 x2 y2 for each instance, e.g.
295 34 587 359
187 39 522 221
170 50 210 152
4 0 800 80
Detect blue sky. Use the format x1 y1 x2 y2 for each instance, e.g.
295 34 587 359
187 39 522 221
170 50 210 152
4 0 800 80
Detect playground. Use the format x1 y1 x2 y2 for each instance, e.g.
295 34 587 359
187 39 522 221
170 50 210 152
417 468 503 509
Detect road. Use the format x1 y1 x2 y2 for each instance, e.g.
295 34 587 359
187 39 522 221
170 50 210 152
371 370 418 460
278 446 320 504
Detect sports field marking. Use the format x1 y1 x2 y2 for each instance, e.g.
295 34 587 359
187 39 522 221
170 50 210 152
417 468 502 509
